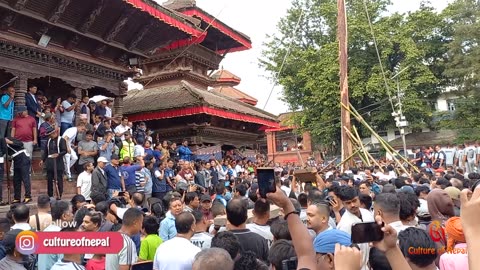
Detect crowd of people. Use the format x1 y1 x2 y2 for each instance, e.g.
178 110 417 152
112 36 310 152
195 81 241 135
0 87 480 270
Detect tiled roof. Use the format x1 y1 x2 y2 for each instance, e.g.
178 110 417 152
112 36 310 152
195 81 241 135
123 81 277 121
211 69 241 85
213 86 258 106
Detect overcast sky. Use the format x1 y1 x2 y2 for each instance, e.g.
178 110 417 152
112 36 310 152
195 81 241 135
150 0 453 115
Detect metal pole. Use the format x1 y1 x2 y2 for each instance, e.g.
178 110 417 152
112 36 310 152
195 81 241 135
396 78 407 158
338 0 353 170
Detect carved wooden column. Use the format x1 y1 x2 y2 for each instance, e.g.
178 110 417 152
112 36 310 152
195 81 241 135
114 81 128 117
73 87 83 125
14 73 28 108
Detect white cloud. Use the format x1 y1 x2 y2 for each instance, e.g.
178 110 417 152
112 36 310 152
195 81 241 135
145 0 452 115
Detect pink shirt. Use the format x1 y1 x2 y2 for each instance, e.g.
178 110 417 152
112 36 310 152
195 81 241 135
439 243 468 270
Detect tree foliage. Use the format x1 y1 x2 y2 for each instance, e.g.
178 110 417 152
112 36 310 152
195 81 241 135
261 0 450 146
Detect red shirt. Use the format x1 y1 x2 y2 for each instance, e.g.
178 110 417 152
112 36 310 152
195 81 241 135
85 257 105 270
12 115 36 142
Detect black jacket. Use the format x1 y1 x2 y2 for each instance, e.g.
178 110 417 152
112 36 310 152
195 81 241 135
91 167 107 195
41 135 67 171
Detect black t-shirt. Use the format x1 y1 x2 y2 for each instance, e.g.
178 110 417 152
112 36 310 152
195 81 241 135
231 229 269 263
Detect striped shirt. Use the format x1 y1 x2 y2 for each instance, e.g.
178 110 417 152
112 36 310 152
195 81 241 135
135 170 145 193
106 233 137 270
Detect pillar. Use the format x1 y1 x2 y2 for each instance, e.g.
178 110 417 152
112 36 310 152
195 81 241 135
302 131 312 152
14 73 28 108
113 96 124 117
73 88 83 126
266 131 276 162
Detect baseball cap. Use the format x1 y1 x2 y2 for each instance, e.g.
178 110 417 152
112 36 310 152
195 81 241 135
313 229 351 254
97 157 108 163
201 194 212 202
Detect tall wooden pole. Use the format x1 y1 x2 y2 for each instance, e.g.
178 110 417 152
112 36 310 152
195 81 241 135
338 0 353 170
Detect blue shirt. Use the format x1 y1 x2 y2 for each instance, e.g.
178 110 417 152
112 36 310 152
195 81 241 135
143 168 153 194
98 139 114 162
121 165 142 186
0 94 13 121
105 164 122 190
159 211 177 241
178 145 192 161
164 168 174 192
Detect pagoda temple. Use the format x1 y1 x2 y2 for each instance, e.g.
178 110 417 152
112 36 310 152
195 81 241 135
123 0 280 148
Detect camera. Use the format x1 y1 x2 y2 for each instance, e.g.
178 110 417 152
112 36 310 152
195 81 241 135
281 257 298 270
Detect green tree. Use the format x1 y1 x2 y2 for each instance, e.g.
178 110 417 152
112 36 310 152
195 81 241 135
261 0 448 146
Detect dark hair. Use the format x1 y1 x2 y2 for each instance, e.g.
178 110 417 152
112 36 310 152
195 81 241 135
74 207 90 229
12 203 29 223
359 193 373 210
297 193 308 207
67 93 77 99
253 199 270 217
0 218 11 233
37 195 51 209
235 184 247 196
192 209 204 224
216 182 226 195
91 192 107 205
122 208 143 227
270 218 292 241
414 185 430 197
436 178 451 189
393 178 405 189
95 201 109 216
85 211 103 228
226 199 248 226
374 193 399 215
151 201 165 221
398 228 437 267
397 193 418 221
143 216 160 235
307 189 324 204
234 251 268 270
185 192 199 205
211 231 241 259
71 194 86 213
369 247 392 270
290 198 301 213
85 130 94 136
336 186 358 201
268 240 296 270
175 212 195 234
51 201 70 221
248 190 258 203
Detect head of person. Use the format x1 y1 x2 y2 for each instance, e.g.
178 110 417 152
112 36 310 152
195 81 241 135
358 193 372 210
336 186 360 216
51 200 73 222
211 231 241 260
200 194 212 211
193 248 234 270
253 199 270 220
268 239 297 270
70 194 87 214
121 208 144 235
6 86 14 96
192 209 208 232
313 229 352 270
445 216 465 250
12 203 29 224
398 228 437 269
358 181 371 195
67 93 76 103
270 218 292 241
235 183 247 197
82 211 103 232
216 182 226 196
307 188 324 206
97 157 108 169
15 105 28 117
37 195 51 211
131 192 144 207
169 197 184 217
185 192 200 209
3 229 25 261
426 188 455 222
373 193 400 223
142 215 160 235
175 212 196 237
226 199 248 228
306 202 330 234
111 154 120 166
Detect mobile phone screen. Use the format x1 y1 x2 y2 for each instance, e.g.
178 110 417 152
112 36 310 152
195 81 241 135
351 222 384 243
257 168 276 198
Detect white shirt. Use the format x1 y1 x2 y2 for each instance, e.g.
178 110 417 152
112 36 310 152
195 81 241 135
76 171 92 200
153 237 200 270
51 261 85 270
63 127 78 146
11 223 32 231
300 208 307 226
114 125 130 141
190 232 213 250
106 233 137 270
246 223 274 248
106 106 112 118
134 145 145 157
337 208 374 270
281 186 291 196
388 221 411 235
60 100 75 124
417 198 429 217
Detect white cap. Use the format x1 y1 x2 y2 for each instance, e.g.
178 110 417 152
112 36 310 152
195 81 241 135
97 157 108 163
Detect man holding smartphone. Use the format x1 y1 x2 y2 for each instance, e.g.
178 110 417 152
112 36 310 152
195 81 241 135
336 186 374 270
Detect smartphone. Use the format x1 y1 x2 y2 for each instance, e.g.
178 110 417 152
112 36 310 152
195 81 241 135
118 192 126 197
351 222 384 243
257 167 276 198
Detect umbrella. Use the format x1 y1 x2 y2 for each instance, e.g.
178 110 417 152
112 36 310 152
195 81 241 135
89 95 113 103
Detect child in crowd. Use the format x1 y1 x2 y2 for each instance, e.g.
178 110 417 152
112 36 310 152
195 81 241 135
138 216 162 261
